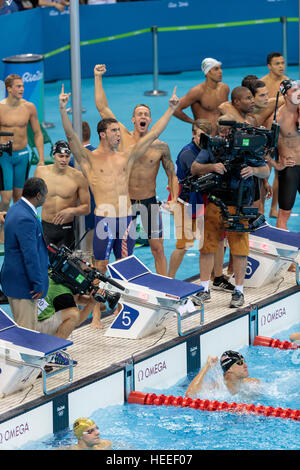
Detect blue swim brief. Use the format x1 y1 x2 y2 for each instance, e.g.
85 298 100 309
93 215 136 261
0 148 30 191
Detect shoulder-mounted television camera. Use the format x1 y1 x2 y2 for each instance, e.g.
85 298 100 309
200 120 279 162
48 244 125 311
181 120 280 232
0 132 14 157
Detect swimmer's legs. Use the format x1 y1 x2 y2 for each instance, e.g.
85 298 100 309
168 248 186 278
12 187 23 203
269 171 279 218
0 190 13 243
90 259 109 330
149 238 167 276
276 208 291 230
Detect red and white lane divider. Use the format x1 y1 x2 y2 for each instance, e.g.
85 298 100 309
128 391 300 421
253 336 299 350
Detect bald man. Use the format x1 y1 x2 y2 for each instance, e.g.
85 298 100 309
218 86 257 125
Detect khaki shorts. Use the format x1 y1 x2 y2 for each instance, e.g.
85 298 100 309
173 202 204 250
8 297 38 330
36 311 62 336
200 202 249 256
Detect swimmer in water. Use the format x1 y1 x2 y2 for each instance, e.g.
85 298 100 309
61 418 112 450
185 350 260 397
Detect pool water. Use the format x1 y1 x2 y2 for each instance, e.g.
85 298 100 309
21 322 300 450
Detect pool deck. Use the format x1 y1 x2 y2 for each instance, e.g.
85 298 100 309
0 266 299 424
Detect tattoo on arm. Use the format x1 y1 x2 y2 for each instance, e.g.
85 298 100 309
161 144 175 176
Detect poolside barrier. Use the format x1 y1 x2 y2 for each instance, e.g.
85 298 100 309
128 391 300 421
253 336 299 350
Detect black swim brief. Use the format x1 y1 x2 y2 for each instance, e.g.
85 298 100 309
130 196 163 239
42 220 75 249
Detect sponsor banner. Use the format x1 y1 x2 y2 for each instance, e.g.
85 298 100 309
258 292 300 336
200 316 249 365
68 371 124 426
134 343 187 390
0 403 52 450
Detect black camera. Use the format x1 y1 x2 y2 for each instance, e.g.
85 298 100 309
48 244 124 311
0 132 14 157
200 120 279 161
181 121 280 232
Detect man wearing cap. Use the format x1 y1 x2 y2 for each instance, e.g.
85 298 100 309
60 417 112 450
274 79 300 231
174 58 229 135
185 351 260 397
34 140 90 249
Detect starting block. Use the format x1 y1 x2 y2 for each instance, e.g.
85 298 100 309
104 256 204 340
244 223 300 288
0 309 73 396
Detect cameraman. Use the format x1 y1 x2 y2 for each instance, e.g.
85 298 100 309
191 118 270 308
36 274 113 364
168 119 234 294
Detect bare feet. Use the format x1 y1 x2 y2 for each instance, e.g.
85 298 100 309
90 318 104 330
288 262 296 273
113 303 122 316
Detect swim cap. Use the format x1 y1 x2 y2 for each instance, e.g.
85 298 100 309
280 79 293 95
201 58 222 76
53 140 71 155
73 417 96 439
220 350 244 374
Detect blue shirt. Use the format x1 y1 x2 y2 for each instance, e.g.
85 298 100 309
195 148 266 206
176 140 203 218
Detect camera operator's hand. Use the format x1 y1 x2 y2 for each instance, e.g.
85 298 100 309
213 162 227 175
30 291 44 300
240 166 256 179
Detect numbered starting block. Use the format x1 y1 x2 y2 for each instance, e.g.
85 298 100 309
243 223 300 288
0 308 73 396
104 256 204 339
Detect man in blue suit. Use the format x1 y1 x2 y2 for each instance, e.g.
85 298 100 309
1 177 49 330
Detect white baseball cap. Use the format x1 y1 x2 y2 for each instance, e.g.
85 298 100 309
201 58 222 75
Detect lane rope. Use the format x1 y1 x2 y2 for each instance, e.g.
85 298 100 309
128 391 300 421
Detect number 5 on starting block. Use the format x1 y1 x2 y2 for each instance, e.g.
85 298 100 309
104 302 168 339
